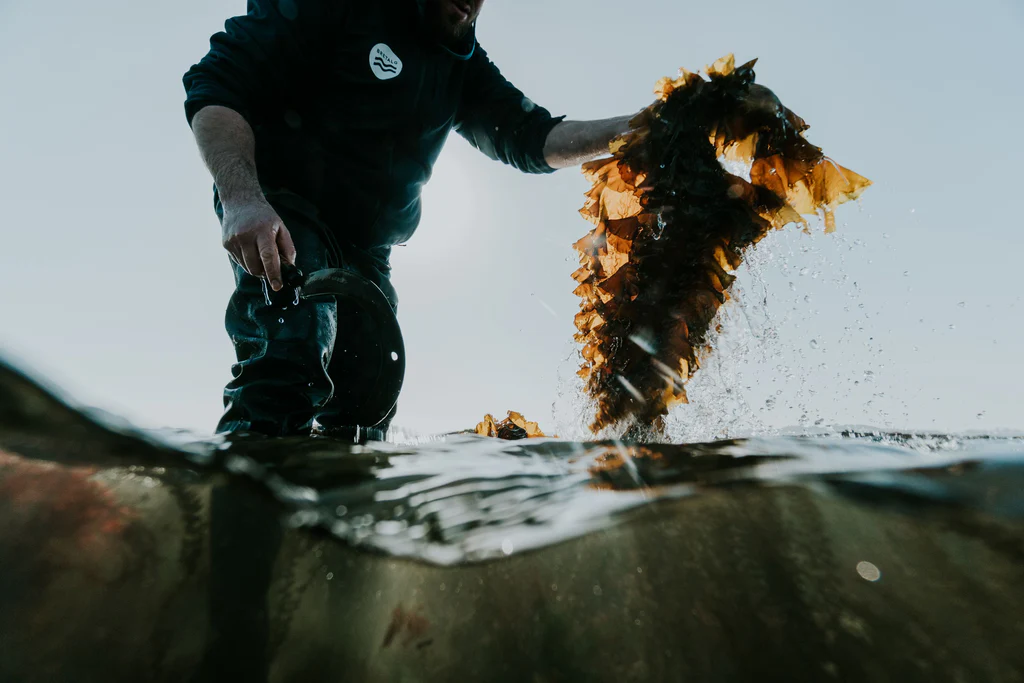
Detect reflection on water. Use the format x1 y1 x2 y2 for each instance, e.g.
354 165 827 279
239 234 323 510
226 430 1024 566
2 357 1024 682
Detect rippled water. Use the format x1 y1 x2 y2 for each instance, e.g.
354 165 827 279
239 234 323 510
206 428 1024 567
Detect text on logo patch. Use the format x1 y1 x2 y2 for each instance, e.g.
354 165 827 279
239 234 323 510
369 43 402 81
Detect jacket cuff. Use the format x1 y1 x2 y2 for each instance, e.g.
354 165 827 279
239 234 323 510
524 114 567 174
183 89 253 129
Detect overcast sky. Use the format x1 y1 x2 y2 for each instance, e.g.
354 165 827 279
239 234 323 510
1 0 1022 440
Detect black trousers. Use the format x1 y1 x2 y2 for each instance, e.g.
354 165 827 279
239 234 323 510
215 193 399 437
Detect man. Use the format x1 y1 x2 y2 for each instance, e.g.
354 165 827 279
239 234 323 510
184 0 638 440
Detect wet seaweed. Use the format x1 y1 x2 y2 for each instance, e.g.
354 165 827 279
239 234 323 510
574 55 871 435
475 411 547 440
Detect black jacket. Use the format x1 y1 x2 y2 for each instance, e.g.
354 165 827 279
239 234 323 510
183 0 563 250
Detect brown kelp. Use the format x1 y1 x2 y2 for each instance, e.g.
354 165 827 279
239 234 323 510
475 411 547 440
573 55 871 434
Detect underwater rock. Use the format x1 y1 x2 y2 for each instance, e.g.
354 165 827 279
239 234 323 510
1 357 1023 682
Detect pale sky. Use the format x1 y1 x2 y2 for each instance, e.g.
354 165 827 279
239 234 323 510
1 0 1022 439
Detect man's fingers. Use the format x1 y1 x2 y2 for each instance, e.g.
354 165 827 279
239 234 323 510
240 240 266 280
257 230 283 291
224 238 257 275
276 224 297 266
225 243 243 268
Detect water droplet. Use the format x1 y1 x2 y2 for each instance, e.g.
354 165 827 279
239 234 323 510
278 318 285 324
809 339 819 349
949 324 956 330
652 213 666 240
501 539 514 555
335 505 348 516
957 301 966 308
326 572 334 581
856 561 881 582
616 375 645 403
799 267 809 276
628 333 657 355
391 351 399 361
592 585 603 596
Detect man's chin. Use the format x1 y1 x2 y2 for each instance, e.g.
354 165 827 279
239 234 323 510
436 20 473 44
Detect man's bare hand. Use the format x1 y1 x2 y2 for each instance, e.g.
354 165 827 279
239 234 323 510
221 199 297 291
190 106 297 290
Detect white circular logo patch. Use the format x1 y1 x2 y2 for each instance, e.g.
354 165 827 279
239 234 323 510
369 43 402 81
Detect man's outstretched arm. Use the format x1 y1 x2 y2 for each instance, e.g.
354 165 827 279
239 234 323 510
542 115 636 170
455 46 641 174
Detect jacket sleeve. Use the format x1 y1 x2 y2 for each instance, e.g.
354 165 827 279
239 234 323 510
454 45 565 174
182 0 342 127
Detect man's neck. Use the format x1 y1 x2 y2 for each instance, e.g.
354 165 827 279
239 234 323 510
414 0 477 58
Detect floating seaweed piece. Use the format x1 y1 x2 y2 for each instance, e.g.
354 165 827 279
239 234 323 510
475 412 547 440
574 55 871 435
